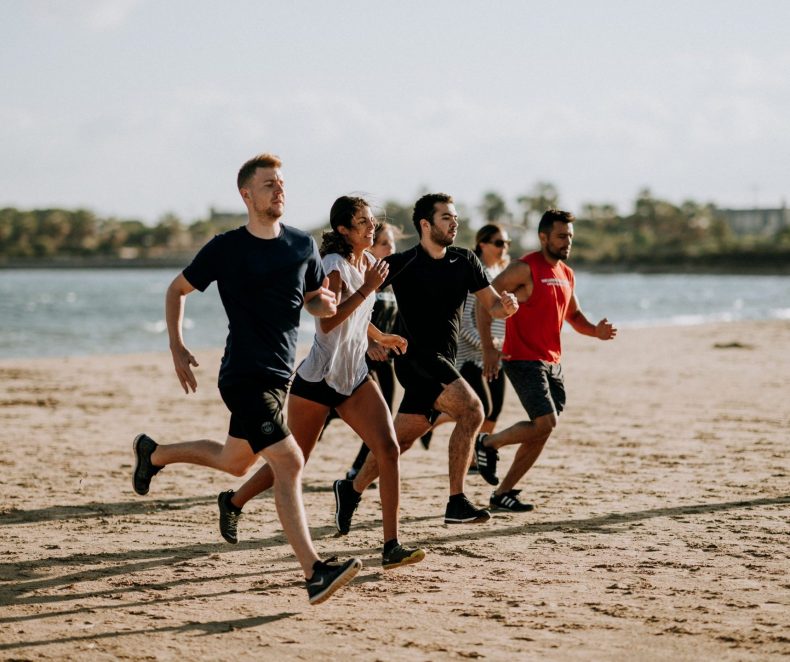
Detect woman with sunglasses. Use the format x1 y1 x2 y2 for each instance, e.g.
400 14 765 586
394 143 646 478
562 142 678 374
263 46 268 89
420 224 511 459
217 196 425 571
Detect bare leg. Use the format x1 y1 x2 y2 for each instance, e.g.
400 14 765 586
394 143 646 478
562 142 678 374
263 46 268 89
336 380 401 542
433 379 484 495
484 413 557 495
231 395 329 509
480 419 497 434
352 412 432 492
151 435 257 477
259 435 320 577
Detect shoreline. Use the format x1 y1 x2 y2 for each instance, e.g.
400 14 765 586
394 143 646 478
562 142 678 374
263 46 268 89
1 317 788 363
2 257 790 275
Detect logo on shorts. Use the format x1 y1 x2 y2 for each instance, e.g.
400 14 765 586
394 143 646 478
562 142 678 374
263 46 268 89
261 422 275 436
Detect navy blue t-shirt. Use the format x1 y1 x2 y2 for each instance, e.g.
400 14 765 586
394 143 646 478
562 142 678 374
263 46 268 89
182 225 324 387
383 244 489 362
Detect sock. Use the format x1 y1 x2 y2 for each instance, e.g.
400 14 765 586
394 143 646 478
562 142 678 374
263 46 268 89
448 493 466 503
383 538 399 554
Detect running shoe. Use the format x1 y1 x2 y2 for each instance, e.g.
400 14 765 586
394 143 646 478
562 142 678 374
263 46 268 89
382 544 426 570
490 489 534 512
132 433 162 496
306 556 362 605
444 494 491 524
217 490 242 544
333 479 361 535
474 433 499 486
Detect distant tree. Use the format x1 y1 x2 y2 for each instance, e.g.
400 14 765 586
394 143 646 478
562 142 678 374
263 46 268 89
516 182 559 229
478 191 512 224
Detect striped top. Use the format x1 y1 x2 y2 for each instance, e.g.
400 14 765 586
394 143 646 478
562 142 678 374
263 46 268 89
455 263 507 368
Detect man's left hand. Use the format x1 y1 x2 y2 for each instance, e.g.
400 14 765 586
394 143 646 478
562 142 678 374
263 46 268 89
595 318 617 340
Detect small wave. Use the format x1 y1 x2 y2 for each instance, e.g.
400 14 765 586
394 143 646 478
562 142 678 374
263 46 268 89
142 320 167 334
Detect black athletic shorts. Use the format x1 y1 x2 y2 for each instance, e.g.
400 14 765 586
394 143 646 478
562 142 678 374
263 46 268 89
395 353 462 421
503 360 565 420
219 378 290 453
460 361 506 423
289 373 370 409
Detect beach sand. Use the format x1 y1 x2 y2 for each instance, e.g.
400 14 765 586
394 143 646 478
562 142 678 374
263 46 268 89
1 320 788 661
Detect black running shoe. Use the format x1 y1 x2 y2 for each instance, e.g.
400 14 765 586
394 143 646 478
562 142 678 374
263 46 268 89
306 556 362 605
490 489 534 512
132 433 162 496
420 430 433 450
333 479 361 535
382 544 426 570
474 433 499 486
444 494 491 524
217 490 242 544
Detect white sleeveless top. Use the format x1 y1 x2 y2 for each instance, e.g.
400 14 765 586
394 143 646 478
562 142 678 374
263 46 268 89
297 252 375 395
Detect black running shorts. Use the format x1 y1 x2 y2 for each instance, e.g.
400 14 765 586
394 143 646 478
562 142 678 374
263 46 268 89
395 353 462 420
502 360 565 420
219 379 290 453
289 373 370 409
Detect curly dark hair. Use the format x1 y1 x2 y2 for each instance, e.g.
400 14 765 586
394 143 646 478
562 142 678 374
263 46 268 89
319 195 370 258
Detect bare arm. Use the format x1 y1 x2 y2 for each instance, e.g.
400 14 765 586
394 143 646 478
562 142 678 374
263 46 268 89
477 262 531 380
304 276 337 318
565 293 618 340
165 273 199 394
367 322 407 358
318 259 388 334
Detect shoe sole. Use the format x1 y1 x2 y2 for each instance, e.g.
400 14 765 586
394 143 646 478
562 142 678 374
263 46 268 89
383 548 426 570
218 493 239 545
444 512 492 524
132 433 149 496
490 505 534 513
309 559 362 605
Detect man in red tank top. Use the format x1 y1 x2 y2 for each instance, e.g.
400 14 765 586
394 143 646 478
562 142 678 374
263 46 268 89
475 210 617 512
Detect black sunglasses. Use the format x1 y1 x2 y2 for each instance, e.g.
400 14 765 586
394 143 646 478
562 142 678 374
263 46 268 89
489 239 511 248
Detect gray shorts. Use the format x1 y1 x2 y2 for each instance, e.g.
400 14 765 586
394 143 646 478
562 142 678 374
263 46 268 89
502 360 565 420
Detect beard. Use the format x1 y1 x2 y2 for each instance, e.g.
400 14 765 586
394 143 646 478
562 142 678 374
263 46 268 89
253 200 283 221
429 224 455 247
546 245 569 261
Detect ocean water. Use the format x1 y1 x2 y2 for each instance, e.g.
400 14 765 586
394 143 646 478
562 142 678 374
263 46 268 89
1 269 789 359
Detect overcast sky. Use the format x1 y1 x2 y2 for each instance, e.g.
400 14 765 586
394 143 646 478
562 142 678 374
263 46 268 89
2 1 789 229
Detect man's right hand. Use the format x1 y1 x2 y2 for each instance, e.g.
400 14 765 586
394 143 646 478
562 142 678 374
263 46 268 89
482 346 509 381
171 344 199 394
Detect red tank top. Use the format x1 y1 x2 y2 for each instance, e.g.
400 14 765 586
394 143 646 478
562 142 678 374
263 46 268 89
503 251 575 363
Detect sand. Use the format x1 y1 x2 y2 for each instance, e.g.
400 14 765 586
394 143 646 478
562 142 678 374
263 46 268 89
0 320 788 661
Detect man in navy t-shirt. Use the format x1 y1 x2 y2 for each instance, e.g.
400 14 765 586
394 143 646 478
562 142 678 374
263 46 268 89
130 153 361 605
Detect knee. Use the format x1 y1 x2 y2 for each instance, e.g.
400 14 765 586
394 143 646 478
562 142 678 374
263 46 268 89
375 438 400 467
271 448 304 479
227 458 256 477
464 399 485 429
533 414 558 440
